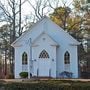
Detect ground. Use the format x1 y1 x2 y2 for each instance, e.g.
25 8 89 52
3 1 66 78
1 79 90 82
0 79 90 90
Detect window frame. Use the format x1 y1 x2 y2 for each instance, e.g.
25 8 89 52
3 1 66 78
64 51 70 64
22 52 28 65
39 50 49 59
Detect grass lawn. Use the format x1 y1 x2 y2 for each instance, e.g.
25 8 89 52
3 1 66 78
0 79 90 90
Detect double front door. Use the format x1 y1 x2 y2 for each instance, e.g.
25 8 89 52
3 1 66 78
38 59 50 77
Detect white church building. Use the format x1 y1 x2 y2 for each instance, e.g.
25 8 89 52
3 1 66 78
12 16 80 78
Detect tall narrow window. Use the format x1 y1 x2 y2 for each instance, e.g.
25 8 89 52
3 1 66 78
64 51 70 64
22 52 28 64
39 50 49 58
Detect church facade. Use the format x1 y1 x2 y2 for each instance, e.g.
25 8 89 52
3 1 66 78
12 17 80 78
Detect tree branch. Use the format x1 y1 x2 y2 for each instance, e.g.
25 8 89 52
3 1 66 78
0 1 13 20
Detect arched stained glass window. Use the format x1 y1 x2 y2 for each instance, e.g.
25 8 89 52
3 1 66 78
39 50 49 58
22 52 28 64
64 51 70 64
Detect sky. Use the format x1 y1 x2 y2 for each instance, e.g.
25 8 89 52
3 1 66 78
0 0 73 26
0 0 73 18
21 0 73 17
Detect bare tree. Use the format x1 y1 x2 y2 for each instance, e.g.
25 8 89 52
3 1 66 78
0 0 27 77
26 0 74 23
27 0 51 21
0 24 10 77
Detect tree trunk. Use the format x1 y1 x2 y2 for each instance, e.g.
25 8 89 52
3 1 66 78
19 0 22 36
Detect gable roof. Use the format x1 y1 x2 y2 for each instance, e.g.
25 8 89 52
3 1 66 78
32 31 59 46
11 16 80 47
11 16 47 46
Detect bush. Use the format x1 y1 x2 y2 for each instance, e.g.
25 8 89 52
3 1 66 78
60 71 73 78
19 72 28 78
0 80 90 90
